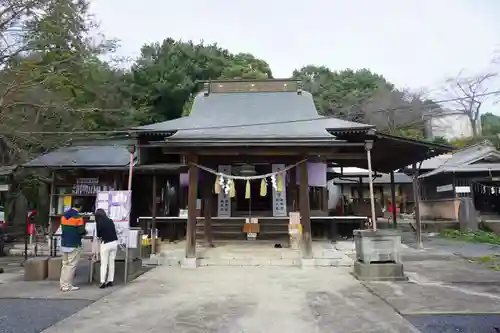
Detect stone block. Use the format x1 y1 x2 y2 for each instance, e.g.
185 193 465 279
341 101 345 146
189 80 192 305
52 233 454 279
47 257 62 280
353 261 408 281
24 257 48 281
353 229 401 264
92 258 143 283
181 257 198 269
301 258 316 268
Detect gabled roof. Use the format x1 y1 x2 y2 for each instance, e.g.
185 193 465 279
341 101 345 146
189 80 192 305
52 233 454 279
419 141 500 178
136 89 373 142
23 139 136 169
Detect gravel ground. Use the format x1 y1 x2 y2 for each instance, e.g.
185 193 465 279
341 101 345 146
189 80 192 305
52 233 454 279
405 314 500 333
0 298 93 333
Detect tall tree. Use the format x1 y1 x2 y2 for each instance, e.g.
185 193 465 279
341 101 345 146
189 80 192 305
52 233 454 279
0 0 127 164
292 66 393 119
129 39 273 123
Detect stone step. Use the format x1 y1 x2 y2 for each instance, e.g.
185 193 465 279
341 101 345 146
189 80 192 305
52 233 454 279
155 256 353 267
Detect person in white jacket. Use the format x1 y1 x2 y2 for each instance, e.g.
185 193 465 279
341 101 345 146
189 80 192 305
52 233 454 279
95 209 118 289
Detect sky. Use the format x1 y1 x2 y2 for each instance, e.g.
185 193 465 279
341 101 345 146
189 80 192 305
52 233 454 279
90 0 500 112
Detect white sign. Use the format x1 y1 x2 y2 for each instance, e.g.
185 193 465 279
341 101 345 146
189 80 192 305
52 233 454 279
436 184 453 193
96 190 132 246
456 186 471 194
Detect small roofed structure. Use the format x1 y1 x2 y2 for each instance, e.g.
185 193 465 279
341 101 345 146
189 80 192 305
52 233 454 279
23 139 136 169
416 141 500 222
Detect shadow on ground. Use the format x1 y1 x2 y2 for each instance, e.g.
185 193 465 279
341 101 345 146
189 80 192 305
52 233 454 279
0 258 150 333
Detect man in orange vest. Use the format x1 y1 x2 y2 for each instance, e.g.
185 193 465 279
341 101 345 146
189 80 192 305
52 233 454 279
59 202 86 292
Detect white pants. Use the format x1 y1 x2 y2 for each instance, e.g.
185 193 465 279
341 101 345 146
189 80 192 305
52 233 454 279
100 241 117 283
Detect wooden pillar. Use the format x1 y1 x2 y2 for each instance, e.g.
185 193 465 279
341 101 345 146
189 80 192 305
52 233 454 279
412 163 423 248
203 177 213 247
390 171 397 228
299 160 312 258
186 155 199 258
151 174 157 254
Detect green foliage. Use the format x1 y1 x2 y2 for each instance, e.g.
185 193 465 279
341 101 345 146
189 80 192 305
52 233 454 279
481 112 500 136
292 66 393 118
129 39 273 123
441 229 500 245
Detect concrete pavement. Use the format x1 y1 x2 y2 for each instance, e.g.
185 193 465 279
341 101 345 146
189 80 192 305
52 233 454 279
2 234 500 332
43 266 419 333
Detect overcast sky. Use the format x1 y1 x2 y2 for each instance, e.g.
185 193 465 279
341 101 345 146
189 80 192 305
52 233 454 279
90 0 500 111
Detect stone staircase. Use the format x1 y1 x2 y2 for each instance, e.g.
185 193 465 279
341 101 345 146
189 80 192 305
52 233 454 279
147 241 354 267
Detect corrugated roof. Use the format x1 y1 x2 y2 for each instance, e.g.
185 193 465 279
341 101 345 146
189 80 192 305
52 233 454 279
23 139 135 168
406 154 453 170
136 91 373 140
419 141 500 178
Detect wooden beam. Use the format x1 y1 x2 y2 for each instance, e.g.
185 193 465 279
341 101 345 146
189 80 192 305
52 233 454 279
186 155 199 258
203 177 213 247
299 160 312 259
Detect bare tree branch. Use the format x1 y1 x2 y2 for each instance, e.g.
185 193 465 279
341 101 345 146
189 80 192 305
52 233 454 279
443 71 497 137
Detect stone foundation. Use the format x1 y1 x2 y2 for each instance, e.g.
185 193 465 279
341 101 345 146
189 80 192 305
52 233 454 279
353 261 407 281
24 257 48 281
47 257 62 280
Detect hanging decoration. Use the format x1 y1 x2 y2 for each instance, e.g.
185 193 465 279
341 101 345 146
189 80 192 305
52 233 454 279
229 179 236 198
214 175 221 194
277 174 283 192
245 180 251 199
270 174 277 191
472 180 500 195
192 159 306 200
260 178 267 197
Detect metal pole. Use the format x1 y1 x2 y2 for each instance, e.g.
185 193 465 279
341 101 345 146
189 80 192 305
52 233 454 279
366 142 377 230
412 163 423 248
125 148 134 282
390 171 397 228
127 152 134 191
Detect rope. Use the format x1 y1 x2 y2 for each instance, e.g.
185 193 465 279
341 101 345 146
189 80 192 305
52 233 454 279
190 159 308 180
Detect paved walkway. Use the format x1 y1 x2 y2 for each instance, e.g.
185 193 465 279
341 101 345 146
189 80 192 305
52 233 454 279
43 266 419 333
2 234 500 332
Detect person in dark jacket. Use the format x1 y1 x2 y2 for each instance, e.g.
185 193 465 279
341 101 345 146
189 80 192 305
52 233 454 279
60 203 86 292
95 209 118 288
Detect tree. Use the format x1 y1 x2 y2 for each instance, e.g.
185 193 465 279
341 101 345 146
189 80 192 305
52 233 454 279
443 71 497 137
0 0 127 164
292 66 393 119
129 39 273 122
359 87 434 138
292 65 441 139
481 112 500 137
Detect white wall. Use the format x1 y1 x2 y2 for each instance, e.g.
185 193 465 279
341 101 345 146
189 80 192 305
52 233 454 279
428 113 476 140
